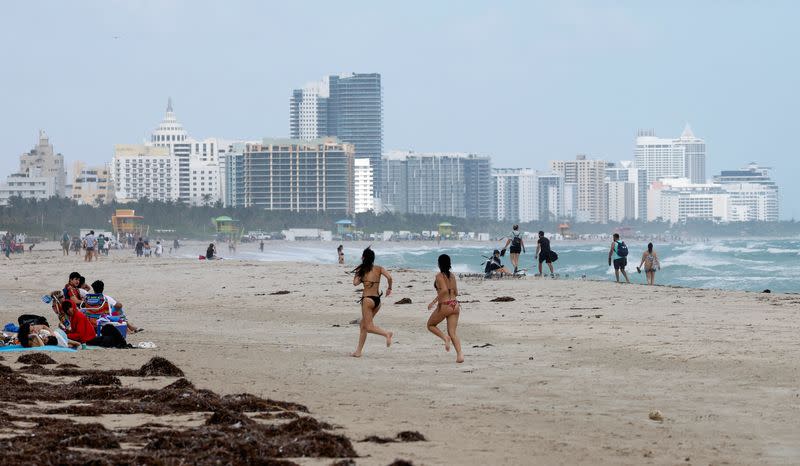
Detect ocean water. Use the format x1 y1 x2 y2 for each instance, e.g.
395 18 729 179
192 238 800 294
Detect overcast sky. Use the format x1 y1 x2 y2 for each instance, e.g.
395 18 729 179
2 1 798 218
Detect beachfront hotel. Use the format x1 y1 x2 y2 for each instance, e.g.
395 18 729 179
227 138 354 214
647 176 779 223
290 73 383 196
112 144 179 203
605 161 647 221
550 155 608 223
381 151 493 218
635 124 707 184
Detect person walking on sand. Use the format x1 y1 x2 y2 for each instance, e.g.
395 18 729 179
83 231 97 262
535 230 555 278
426 254 464 363
351 247 393 357
501 224 525 275
61 232 70 256
608 233 630 283
637 242 661 285
337 244 344 264
259 239 264 252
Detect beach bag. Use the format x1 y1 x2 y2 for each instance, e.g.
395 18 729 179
616 241 629 257
18 314 49 327
549 251 559 262
87 323 128 349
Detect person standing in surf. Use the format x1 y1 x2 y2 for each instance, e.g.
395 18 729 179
608 233 630 283
351 247 393 357
426 254 464 363
501 224 526 275
535 231 555 278
337 244 345 264
637 242 661 285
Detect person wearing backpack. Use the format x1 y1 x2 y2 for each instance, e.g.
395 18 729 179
608 233 630 283
501 224 525 275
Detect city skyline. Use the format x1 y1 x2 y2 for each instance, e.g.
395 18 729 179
1 1 798 218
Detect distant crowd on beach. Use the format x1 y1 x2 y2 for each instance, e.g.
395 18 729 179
56 231 180 261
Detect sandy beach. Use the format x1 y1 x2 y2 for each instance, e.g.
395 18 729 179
2 242 799 465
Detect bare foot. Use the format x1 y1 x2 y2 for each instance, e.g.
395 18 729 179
444 336 451 352
351 352 362 358
385 332 393 348
456 353 464 363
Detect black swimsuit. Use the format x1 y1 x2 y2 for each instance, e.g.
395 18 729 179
360 279 382 308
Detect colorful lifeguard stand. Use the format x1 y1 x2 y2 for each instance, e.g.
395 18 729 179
438 222 453 238
111 209 148 239
212 216 242 241
335 219 355 237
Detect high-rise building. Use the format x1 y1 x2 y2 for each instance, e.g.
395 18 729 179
537 172 564 221
550 155 608 223
0 172 57 205
290 73 382 195
605 161 646 221
18 130 66 196
635 124 706 184
381 151 492 218
354 158 375 213
492 168 538 223
714 163 779 221
71 161 113 206
149 98 191 203
112 145 179 203
231 138 353 214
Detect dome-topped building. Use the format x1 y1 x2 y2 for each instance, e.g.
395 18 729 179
150 97 189 145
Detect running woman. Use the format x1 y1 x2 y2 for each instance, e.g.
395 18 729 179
351 247 393 357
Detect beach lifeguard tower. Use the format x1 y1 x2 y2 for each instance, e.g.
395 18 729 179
335 219 355 239
111 209 148 240
438 222 453 239
212 216 242 241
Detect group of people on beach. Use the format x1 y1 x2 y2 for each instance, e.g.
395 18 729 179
12 271 142 349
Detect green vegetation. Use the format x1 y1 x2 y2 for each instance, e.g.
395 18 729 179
1 196 798 240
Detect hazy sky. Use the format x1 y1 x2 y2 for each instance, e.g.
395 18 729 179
2 1 798 218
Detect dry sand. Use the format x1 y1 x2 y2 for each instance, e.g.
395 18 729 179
2 242 799 465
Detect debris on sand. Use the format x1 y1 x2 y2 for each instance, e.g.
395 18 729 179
17 353 57 365
396 431 426 442
567 314 583 318
394 298 413 305
134 357 185 377
270 290 291 295
472 343 494 348
490 296 515 302
0 360 362 463
361 435 396 444
74 373 121 386
387 460 415 466
648 410 664 422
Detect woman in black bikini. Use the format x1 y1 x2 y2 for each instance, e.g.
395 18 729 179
351 247 393 357
426 254 464 363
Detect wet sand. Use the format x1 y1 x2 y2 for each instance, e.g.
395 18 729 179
1 242 799 465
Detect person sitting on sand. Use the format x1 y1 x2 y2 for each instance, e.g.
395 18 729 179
79 280 142 333
206 243 217 260
637 242 661 286
484 250 512 278
63 301 97 344
64 272 83 308
351 247 394 358
426 254 464 363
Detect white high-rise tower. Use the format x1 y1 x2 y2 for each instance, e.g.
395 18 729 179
635 124 707 184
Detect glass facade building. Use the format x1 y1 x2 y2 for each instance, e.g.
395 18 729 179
290 73 383 196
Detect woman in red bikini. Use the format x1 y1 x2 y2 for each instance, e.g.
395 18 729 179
426 254 464 363
351 247 393 358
